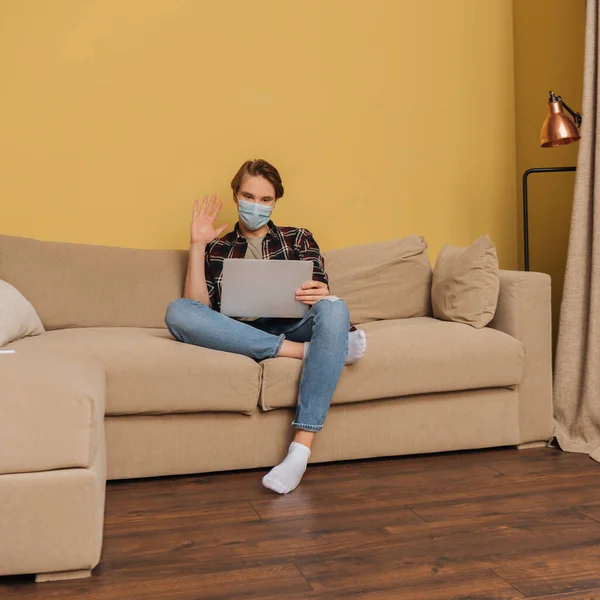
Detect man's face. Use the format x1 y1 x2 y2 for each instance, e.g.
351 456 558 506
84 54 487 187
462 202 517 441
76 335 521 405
235 175 277 209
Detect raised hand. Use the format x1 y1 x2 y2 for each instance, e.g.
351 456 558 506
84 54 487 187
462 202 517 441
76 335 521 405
190 195 228 246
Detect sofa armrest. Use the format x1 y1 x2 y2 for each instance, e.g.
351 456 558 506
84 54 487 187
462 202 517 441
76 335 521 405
488 270 553 444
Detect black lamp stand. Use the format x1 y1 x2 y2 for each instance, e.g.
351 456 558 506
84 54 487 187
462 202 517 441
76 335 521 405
523 166 577 271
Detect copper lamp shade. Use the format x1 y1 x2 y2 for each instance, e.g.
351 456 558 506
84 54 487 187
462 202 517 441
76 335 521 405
540 91 581 147
523 92 582 271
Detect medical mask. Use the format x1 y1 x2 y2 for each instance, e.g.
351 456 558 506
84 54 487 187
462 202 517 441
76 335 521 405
237 198 274 231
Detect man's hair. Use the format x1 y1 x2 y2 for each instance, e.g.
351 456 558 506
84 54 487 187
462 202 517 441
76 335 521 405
231 159 284 200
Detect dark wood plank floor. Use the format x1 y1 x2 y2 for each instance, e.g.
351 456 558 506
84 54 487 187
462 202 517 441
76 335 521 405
2 447 600 599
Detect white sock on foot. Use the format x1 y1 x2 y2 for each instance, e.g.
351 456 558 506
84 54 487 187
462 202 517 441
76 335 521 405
262 441 311 494
303 329 367 365
345 329 367 364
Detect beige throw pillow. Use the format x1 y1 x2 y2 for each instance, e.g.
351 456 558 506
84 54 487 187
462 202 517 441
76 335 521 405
432 235 499 329
0 280 45 346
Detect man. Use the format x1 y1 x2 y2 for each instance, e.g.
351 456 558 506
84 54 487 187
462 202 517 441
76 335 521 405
166 159 366 493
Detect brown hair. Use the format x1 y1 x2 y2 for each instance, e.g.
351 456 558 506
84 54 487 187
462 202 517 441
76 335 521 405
231 159 284 200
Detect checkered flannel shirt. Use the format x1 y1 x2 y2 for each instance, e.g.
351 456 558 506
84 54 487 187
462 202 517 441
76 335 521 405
204 220 329 313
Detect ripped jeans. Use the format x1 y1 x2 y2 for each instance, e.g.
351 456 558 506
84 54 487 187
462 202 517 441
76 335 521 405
165 297 350 432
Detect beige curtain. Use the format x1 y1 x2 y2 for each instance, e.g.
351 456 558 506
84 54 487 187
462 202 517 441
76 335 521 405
553 0 600 461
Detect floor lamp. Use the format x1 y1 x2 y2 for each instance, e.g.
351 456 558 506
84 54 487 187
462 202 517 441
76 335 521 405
523 91 582 271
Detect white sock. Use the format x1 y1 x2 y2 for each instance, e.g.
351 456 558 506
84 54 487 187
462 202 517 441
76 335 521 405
262 441 311 494
303 329 367 365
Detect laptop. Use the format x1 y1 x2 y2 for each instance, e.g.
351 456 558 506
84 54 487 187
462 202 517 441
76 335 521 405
220 259 313 318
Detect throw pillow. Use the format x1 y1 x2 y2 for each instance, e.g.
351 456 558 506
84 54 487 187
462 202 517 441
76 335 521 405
432 235 499 329
0 279 45 346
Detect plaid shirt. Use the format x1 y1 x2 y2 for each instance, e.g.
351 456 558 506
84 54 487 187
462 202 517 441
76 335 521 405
205 220 329 313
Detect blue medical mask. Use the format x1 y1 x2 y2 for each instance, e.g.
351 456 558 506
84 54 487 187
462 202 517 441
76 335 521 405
237 198 274 231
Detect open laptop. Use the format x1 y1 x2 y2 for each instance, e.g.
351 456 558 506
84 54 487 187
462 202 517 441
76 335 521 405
220 259 313 318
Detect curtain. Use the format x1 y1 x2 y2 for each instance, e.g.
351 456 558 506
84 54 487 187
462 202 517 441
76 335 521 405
553 0 600 461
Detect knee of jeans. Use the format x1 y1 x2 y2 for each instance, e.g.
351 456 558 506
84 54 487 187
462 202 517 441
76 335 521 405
314 297 350 327
165 298 196 335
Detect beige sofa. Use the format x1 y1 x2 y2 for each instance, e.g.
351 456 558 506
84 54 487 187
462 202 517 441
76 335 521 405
0 233 553 581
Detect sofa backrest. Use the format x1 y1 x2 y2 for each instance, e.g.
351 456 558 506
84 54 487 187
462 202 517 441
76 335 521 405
0 233 432 330
0 234 187 330
324 235 432 324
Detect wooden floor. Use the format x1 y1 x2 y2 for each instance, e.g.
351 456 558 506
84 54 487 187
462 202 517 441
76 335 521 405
2 447 600 599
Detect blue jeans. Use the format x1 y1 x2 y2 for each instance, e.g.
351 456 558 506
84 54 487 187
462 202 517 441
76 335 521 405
165 298 350 432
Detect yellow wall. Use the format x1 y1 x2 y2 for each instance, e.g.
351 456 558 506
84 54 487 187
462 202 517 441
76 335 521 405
0 0 519 267
513 0 585 353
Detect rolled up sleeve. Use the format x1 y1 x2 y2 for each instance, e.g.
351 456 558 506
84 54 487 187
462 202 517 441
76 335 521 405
204 251 218 311
297 229 329 287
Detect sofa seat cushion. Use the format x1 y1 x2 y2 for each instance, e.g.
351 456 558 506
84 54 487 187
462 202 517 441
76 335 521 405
12 328 262 416
260 317 525 411
0 348 105 475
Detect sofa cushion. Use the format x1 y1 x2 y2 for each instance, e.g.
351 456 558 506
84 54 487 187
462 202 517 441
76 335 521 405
0 348 105 475
323 235 432 324
432 235 500 329
12 327 262 416
0 234 187 330
260 317 525 411
0 233 432 330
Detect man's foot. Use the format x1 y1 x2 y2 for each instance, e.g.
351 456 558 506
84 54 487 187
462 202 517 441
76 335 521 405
262 441 311 494
303 329 367 365
345 329 367 364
